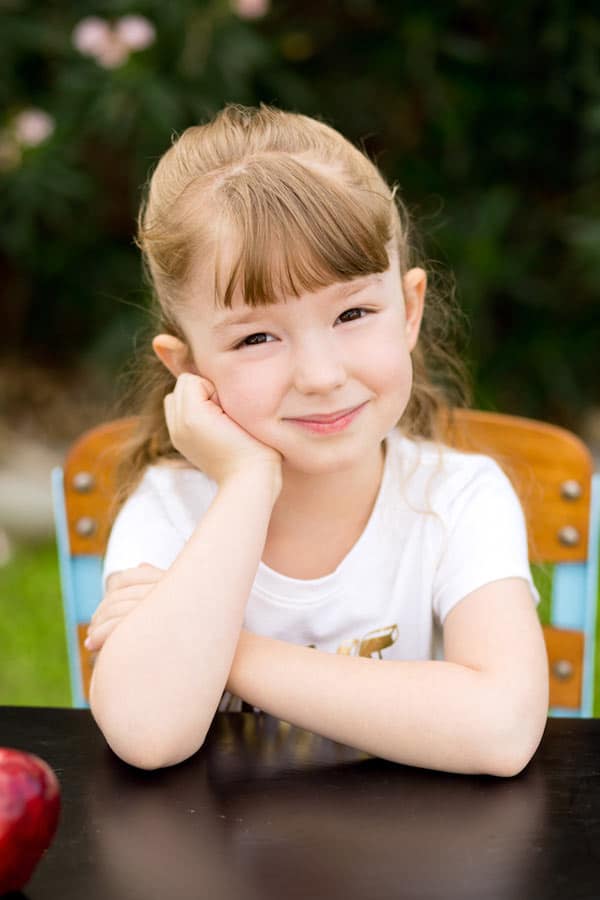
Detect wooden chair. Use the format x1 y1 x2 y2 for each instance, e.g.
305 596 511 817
52 418 138 707
442 409 599 716
52 410 600 714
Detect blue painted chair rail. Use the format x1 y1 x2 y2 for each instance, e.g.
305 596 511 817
52 467 104 708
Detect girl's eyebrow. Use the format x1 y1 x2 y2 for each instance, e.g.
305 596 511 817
211 276 382 333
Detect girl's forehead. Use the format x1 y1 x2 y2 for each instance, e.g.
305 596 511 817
182 235 401 330
205 268 397 332
190 204 400 303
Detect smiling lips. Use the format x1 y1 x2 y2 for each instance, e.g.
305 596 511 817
283 402 369 439
288 403 366 423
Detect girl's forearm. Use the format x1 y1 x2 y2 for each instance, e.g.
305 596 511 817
227 630 544 777
89 470 278 770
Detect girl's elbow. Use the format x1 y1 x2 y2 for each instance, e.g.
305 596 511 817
129 746 204 772
102 730 206 771
484 701 548 778
479 665 549 778
485 742 536 778
89 676 212 770
90 697 208 771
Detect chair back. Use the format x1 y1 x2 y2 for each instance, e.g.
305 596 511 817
441 409 599 716
52 417 138 707
53 410 599 714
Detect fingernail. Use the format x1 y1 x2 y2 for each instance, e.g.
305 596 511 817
84 636 92 649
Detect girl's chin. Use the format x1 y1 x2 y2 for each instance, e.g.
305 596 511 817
280 444 368 474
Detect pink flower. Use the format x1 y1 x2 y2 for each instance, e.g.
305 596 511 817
231 0 270 20
72 16 112 57
72 14 156 68
13 109 55 147
95 36 130 69
115 14 156 51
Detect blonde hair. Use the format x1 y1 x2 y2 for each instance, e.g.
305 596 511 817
113 103 471 512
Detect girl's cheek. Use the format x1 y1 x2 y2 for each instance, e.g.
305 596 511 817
374 339 411 389
217 371 273 420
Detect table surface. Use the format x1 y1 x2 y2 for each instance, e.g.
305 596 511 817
1 708 600 900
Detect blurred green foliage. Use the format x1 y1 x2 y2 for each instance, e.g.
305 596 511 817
0 540 70 706
1 1 599 427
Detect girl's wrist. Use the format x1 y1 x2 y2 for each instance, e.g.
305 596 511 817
220 462 282 505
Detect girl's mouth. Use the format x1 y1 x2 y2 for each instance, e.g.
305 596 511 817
286 402 368 434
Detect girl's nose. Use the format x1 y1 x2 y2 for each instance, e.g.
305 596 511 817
291 337 347 394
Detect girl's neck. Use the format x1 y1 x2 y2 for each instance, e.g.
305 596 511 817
267 440 387 539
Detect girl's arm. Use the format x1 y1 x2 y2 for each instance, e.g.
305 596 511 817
227 577 549 777
89 466 280 770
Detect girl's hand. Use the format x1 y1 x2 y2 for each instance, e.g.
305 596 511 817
84 564 165 653
164 373 283 490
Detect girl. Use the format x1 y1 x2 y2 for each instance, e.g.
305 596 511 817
86 103 549 775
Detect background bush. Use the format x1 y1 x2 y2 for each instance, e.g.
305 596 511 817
2 0 599 430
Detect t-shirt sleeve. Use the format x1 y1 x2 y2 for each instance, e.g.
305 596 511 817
432 456 540 625
101 472 188 594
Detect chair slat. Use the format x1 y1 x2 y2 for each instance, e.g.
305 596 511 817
63 417 138 556
542 625 584 709
441 409 593 564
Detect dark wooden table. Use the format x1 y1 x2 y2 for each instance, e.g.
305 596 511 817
1 707 599 900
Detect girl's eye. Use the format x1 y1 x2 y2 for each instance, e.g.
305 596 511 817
233 308 371 350
338 307 369 324
234 332 275 349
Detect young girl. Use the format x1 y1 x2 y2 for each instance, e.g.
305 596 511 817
85 103 549 776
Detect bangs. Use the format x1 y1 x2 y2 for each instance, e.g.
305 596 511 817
207 156 395 309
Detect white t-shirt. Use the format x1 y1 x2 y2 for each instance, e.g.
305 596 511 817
102 427 539 708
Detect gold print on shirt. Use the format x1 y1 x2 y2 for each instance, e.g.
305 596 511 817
336 624 399 659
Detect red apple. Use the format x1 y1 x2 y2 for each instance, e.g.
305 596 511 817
0 748 61 894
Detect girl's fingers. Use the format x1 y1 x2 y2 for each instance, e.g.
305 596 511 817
86 564 165 651
106 564 164 592
90 586 155 625
86 602 140 647
85 617 125 652
89 598 140 630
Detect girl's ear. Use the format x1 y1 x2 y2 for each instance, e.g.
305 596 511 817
152 334 200 378
402 267 427 352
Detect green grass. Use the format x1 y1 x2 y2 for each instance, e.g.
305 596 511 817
0 540 70 706
531 563 553 626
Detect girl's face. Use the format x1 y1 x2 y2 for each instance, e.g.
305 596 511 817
154 257 426 476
